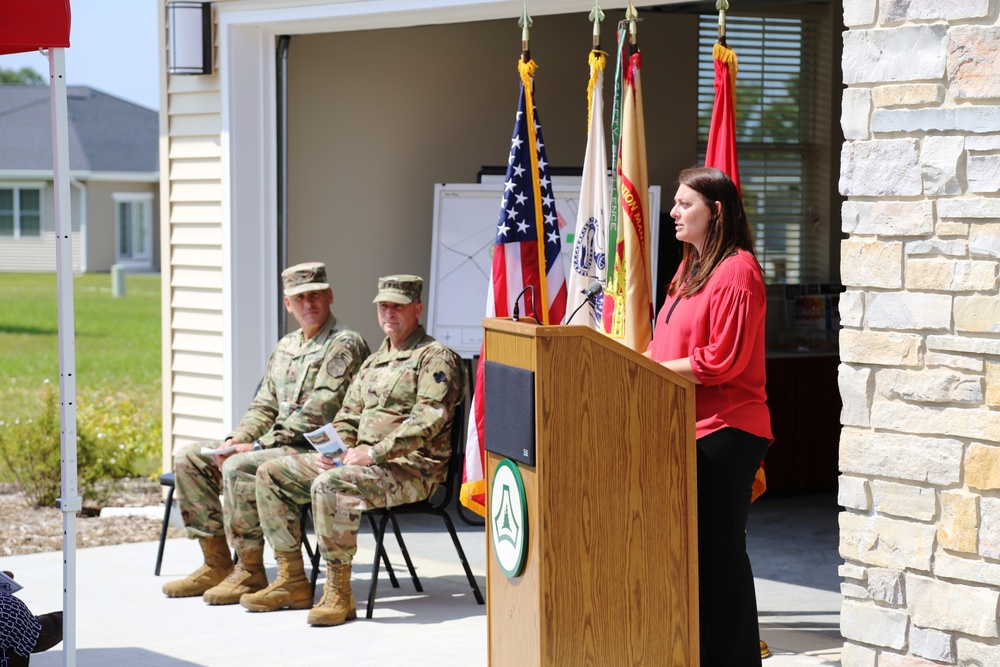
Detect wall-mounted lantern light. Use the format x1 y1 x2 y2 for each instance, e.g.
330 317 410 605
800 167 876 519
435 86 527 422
167 1 212 75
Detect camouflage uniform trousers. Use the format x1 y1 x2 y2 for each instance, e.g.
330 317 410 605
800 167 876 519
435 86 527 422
256 453 435 564
173 441 307 552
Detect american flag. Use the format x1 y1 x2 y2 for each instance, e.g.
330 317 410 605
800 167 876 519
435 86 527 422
461 60 566 517
490 91 568 322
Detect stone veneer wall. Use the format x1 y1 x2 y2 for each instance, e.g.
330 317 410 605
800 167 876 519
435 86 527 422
838 0 1000 665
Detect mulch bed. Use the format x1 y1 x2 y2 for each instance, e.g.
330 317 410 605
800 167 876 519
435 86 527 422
0 480 183 557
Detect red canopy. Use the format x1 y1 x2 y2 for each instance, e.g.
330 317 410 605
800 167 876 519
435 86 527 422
0 0 71 55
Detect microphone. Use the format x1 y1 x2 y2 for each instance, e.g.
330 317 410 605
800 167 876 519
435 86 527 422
512 284 535 322
566 281 604 324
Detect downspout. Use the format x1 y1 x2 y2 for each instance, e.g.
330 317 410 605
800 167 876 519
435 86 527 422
276 35 290 335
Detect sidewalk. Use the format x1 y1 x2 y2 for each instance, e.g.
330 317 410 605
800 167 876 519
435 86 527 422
10 493 842 666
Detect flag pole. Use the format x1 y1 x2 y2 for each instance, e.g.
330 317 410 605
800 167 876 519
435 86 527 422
589 0 604 50
516 3 551 323
519 3 531 63
626 0 639 47
716 0 729 47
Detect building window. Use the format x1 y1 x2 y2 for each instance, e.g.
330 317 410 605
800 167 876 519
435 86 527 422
0 186 43 239
114 194 153 263
698 14 826 283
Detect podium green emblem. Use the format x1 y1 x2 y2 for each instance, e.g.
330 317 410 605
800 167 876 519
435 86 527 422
490 458 527 578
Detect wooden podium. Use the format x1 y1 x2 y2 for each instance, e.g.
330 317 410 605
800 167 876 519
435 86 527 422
482 318 699 667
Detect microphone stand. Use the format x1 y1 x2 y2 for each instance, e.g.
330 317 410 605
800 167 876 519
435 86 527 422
566 294 598 325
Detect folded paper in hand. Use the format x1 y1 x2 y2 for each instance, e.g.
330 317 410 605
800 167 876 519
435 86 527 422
0 570 23 595
200 443 240 457
305 423 348 462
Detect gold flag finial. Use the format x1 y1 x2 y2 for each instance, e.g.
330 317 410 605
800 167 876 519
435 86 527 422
519 3 533 54
716 0 729 45
589 0 604 49
625 0 639 45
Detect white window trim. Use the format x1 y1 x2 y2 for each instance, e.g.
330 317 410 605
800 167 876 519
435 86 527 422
113 192 154 266
0 182 46 240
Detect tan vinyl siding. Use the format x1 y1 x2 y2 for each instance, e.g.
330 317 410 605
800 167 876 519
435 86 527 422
172 372 225 398
171 245 224 268
168 137 223 160
171 286 224 311
164 22 226 460
172 350 224 377
171 265 223 289
0 231 82 272
0 183 82 272
172 414 225 442
169 202 222 224
172 308 224 332
169 159 223 181
170 223 222 245
172 393 225 420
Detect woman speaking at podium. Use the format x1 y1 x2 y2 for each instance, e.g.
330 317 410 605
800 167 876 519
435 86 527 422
645 166 772 667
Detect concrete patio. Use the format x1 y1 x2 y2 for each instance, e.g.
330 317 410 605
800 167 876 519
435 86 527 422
10 492 842 666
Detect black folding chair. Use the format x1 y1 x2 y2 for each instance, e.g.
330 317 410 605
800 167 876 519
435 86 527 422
305 402 484 617
154 471 177 576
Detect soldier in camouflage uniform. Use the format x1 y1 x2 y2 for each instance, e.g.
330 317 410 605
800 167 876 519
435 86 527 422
162 262 370 606
240 275 467 626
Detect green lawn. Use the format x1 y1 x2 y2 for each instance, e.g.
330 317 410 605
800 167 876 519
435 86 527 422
0 272 162 432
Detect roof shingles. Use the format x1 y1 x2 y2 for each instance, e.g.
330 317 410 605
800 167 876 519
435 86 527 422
0 85 157 172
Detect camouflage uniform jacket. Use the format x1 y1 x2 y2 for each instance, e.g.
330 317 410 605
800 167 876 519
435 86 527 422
334 325 467 484
228 315 369 449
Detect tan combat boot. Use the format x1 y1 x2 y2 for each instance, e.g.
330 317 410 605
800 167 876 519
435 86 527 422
239 549 313 612
203 545 268 605
306 562 357 626
162 536 234 598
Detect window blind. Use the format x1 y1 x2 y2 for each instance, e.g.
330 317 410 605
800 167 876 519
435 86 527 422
698 14 828 283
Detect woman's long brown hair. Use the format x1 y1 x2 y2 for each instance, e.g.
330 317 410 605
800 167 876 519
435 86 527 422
668 166 759 298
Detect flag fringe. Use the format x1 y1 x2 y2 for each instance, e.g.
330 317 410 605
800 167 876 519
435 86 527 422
460 480 487 517
751 466 766 503
712 42 738 90
518 58 538 79
586 50 607 130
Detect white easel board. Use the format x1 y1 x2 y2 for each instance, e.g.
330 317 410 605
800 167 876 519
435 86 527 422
427 182 661 358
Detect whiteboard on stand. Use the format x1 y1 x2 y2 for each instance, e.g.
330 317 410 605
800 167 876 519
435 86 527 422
427 182 661 358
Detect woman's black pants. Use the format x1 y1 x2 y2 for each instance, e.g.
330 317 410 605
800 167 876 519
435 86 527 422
696 427 770 667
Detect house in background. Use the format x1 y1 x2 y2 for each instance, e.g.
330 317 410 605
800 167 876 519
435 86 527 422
0 85 159 273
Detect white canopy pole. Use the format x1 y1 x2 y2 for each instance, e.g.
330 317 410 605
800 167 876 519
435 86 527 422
48 45 80 667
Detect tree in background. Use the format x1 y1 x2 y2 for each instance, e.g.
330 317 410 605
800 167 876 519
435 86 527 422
0 66 45 85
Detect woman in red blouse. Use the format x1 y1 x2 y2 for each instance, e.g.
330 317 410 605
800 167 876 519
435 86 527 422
646 166 771 667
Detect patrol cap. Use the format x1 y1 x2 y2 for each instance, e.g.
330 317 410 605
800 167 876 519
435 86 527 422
373 274 423 305
282 262 330 297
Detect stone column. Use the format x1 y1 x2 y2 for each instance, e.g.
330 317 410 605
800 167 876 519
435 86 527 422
838 1 1000 665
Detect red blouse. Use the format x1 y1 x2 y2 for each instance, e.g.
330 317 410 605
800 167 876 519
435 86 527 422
647 249 772 441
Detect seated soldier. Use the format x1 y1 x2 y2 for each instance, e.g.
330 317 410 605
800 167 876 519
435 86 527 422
241 274 467 626
163 262 369 605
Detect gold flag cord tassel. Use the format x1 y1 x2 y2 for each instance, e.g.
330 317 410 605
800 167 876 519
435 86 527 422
586 51 606 130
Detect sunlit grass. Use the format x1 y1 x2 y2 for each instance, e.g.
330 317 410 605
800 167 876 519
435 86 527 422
0 272 161 444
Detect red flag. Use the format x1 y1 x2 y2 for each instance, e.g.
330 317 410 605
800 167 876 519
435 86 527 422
704 42 741 196
705 40 765 501
0 0 71 55
460 59 568 516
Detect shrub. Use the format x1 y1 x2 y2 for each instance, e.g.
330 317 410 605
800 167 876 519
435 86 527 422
76 387 162 478
0 384 158 508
